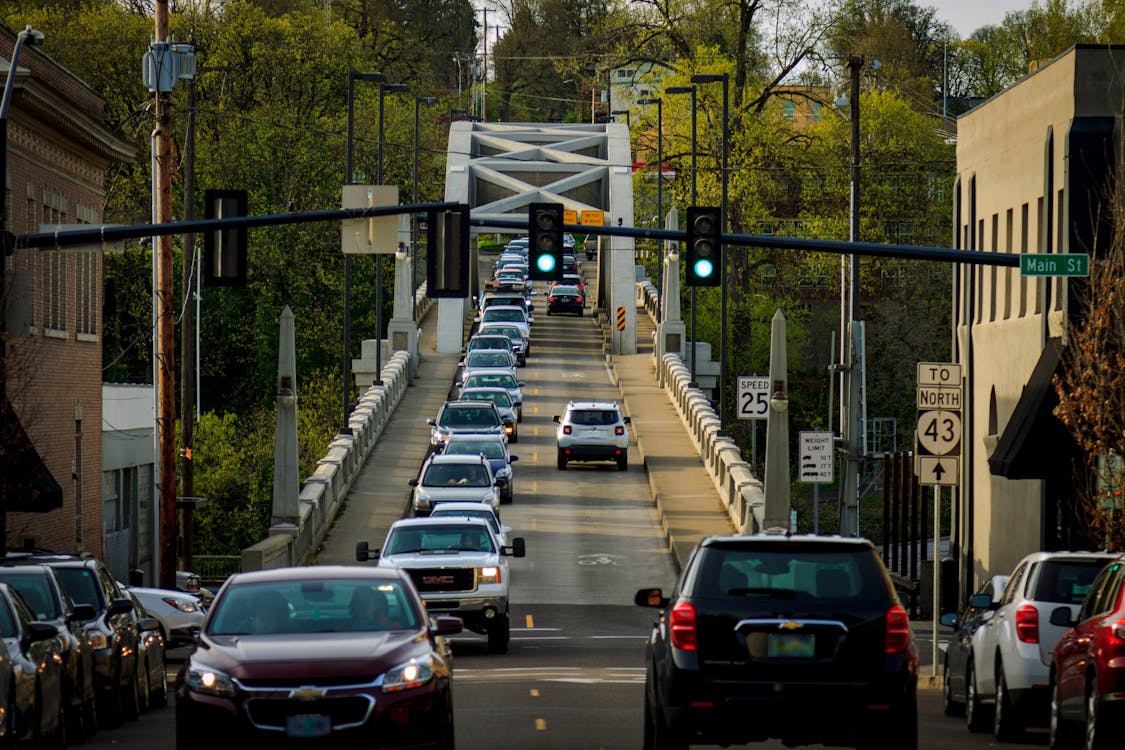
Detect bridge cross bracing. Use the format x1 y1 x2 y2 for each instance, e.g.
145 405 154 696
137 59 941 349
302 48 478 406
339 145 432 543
442 121 638 354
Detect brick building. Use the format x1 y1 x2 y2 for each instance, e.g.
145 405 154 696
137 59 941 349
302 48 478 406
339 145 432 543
1 23 136 555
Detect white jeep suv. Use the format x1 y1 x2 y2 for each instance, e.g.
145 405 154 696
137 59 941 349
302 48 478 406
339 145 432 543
967 550 1115 740
554 401 630 471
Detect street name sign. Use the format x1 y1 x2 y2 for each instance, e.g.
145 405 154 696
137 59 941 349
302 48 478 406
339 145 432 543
1020 253 1089 277
737 376 770 420
799 431 834 483
915 362 962 486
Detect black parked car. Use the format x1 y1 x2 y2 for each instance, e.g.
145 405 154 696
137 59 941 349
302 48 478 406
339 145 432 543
0 563 99 740
8 553 142 728
0 582 68 747
635 534 918 750
939 574 1009 718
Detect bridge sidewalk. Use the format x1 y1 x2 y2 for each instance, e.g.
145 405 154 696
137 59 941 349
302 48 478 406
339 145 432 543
611 352 735 572
315 316 461 566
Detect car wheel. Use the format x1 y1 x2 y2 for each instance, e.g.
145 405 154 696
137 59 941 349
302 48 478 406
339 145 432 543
943 657 965 717
616 455 628 471
517 408 523 423
122 671 140 722
557 453 567 471
646 689 687 750
994 661 1024 741
510 432 518 444
151 663 168 709
82 684 98 739
487 614 510 654
136 660 151 715
966 661 992 732
1050 675 1079 750
1086 677 1111 750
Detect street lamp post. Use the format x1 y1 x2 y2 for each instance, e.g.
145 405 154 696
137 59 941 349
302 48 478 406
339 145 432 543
374 81 410 386
413 96 439 322
611 109 630 126
342 71 384 434
637 97 662 322
691 73 730 427
0 24 43 553
665 85 697 385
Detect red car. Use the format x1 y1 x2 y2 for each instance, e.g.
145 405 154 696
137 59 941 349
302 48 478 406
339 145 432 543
1049 554 1123 749
175 566 461 749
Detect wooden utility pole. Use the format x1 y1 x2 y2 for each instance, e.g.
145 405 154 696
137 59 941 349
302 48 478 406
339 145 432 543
180 74 197 574
155 0 177 589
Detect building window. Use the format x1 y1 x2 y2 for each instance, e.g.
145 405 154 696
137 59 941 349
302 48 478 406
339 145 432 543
40 249 66 332
1005 208 1014 319
782 100 795 120
24 182 35 238
990 214 998 322
75 204 97 337
1020 203 1029 316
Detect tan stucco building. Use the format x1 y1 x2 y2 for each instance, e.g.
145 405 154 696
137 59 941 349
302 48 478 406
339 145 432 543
953 45 1125 592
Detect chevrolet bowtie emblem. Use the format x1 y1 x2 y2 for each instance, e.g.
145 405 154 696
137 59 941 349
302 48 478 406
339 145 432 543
290 686 327 701
778 621 804 631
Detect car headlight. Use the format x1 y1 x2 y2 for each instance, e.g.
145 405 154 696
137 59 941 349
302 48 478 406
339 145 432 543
478 566 502 585
186 663 236 697
414 491 432 509
87 632 109 650
162 597 199 613
496 467 511 479
382 656 435 693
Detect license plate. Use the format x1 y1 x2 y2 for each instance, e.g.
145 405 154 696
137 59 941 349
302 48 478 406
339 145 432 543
766 632 815 658
286 714 331 738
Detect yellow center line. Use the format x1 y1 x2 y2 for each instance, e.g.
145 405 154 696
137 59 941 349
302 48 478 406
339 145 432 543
525 614 535 628
535 718 547 731
530 688 540 697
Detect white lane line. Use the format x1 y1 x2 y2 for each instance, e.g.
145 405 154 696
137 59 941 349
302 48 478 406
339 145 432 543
605 355 617 386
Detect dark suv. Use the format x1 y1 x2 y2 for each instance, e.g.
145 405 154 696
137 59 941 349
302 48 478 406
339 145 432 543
635 534 918 749
6 553 142 728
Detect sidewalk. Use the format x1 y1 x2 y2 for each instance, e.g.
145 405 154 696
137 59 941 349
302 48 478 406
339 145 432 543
611 352 735 572
315 314 461 565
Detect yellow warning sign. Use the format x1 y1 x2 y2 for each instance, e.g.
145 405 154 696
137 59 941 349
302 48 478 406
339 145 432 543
563 209 578 226
616 306 626 331
581 210 605 226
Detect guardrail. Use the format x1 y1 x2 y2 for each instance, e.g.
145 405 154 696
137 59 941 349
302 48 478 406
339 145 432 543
636 281 766 533
241 283 435 572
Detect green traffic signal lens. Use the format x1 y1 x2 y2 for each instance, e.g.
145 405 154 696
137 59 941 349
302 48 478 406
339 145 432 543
536 254 557 273
694 258 714 278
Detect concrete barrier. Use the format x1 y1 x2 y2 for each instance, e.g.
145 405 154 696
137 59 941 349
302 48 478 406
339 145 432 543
243 289 437 570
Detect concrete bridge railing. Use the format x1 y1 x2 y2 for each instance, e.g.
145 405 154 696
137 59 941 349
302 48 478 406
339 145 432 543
242 285 434 572
637 281 766 533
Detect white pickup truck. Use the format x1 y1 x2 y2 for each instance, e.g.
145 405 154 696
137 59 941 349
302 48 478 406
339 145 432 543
357 516 526 653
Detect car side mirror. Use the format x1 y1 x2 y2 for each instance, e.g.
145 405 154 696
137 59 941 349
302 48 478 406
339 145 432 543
940 612 959 629
509 455 519 462
968 593 994 610
458 359 465 366
494 477 508 487
553 416 560 423
427 418 437 426
634 587 667 608
504 537 527 558
517 382 526 387
26 621 59 643
107 598 134 617
623 416 632 424
1049 605 1075 627
431 615 464 637
408 479 419 487
355 541 380 562
170 624 201 645
70 603 97 622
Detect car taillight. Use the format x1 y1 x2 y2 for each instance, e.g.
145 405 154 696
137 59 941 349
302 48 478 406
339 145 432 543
563 425 572 435
1111 621 1125 642
615 425 625 436
885 604 911 654
505 424 514 435
1016 604 1039 643
548 297 555 303
670 601 697 651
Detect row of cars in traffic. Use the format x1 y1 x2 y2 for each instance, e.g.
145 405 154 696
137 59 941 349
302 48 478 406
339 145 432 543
173 237 551 748
0 549 206 747
940 548 1125 747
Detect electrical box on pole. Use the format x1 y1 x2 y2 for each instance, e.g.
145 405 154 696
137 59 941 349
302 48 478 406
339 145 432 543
427 206 469 297
528 202 564 281
686 206 721 286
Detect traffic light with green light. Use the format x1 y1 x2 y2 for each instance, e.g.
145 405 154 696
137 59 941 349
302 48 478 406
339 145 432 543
686 206 722 287
528 202 564 281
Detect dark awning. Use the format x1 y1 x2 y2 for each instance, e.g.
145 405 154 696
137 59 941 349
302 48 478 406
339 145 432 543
1 400 64 512
988 338 1070 480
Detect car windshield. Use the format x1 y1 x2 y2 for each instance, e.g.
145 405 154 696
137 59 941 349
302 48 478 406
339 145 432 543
0 574 60 619
439 405 500 427
422 463 491 487
53 568 104 610
465 374 517 390
208 579 418 635
386 524 497 554
466 351 511 368
469 337 510 351
1030 559 1112 604
482 325 524 342
551 286 580 296
569 409 619 426
461 390 512 407
699 544 891 603
483 309 526 323
444 439 506 459
431 509 501 535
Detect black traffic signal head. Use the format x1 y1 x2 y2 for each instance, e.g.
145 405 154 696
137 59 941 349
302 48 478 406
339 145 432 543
685 206 722 287
426 205 470 298
528 202 564 281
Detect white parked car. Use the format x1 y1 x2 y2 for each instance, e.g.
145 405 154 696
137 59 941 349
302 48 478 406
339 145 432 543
122 583 206 646
966 551 1115 739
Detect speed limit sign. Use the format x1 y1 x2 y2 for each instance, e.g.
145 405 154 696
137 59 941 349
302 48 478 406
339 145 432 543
737 376 770 420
